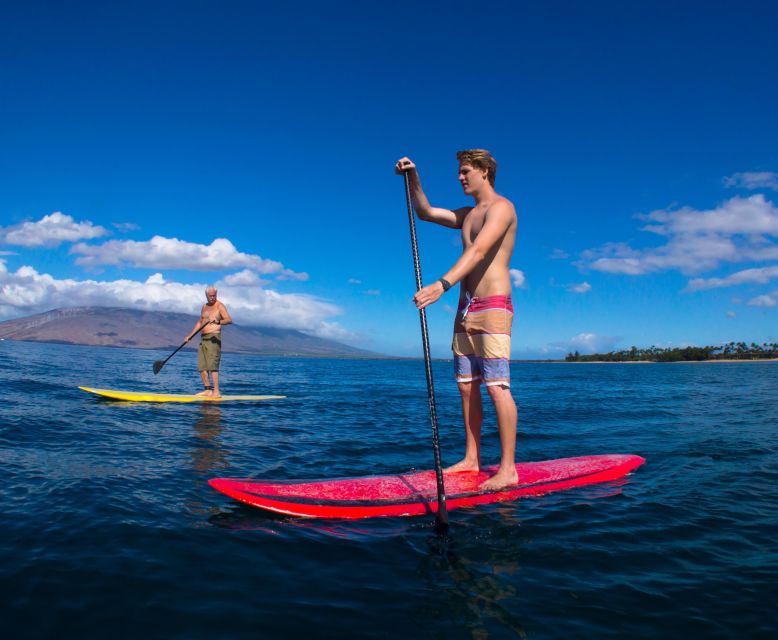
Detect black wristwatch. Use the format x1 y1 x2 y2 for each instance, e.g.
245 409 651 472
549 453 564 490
439 278 452 292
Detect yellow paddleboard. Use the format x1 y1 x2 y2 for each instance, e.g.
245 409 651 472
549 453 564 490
79 387 286 403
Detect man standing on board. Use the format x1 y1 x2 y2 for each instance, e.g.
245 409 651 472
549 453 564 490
184 286 232 398
396 150 519 490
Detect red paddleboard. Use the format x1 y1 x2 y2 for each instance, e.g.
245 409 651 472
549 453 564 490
209 454 645 519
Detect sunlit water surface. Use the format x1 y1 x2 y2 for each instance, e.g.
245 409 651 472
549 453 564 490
1 341 776 638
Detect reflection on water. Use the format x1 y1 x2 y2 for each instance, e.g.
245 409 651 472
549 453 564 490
191 404 227 475
209 507 415 540
4 342 777 639
415 508 530 639
187 405 227 518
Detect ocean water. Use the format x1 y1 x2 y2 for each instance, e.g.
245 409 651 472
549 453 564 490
1 340 776 639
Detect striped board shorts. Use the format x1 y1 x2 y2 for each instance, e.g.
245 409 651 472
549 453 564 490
452 295 513 387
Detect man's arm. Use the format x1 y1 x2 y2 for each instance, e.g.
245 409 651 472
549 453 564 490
216 303 232 326
185 307 210 341
396 157 468 229
413 200 515 309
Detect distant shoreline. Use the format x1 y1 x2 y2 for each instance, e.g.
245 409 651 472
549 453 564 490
4 338 778 364
557 358 778 364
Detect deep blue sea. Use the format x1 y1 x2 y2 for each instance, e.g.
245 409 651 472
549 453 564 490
1 340 776 639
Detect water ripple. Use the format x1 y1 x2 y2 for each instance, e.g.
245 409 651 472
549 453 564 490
0 342 776 638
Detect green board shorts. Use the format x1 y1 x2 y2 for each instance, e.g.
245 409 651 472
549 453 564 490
198 333 222 371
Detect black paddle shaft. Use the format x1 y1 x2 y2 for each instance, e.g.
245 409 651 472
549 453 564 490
153 320 212 374
403 171 449 529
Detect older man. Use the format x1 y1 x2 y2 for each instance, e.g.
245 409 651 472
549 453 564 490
184 286 232 398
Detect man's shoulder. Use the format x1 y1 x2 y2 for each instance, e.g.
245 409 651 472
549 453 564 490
489 195 517 216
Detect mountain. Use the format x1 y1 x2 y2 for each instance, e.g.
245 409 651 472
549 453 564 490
0 307 376 357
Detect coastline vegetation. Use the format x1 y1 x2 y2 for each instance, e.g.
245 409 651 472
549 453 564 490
565 341 778 362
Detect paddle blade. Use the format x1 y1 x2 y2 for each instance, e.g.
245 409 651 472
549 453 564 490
153 361 164 374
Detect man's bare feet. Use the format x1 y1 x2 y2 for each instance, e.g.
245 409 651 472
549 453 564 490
480 467 519 491
445 459 481 473
195 389 213 397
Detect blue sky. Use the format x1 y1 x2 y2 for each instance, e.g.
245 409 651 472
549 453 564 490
1 1 777 357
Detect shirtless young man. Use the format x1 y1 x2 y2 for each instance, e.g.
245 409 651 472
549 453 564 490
396 150 519 490
184 286 232 398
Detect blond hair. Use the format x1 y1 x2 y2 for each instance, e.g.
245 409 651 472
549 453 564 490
456 149 497 186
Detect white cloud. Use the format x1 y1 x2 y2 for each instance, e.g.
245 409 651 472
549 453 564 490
0 260 344 338
723 171 778 191
113 222 140 232
348 278 362 285
0 212 108 248
747 292 778 308
309 321 356 342
549 249 569 259
365 289 381 296
641 194 778 236
582 195 778 276
544 332 620 356
582 242 648 275
726 311 737 318
70 235 308 280
569 281 591 294
509 268 526 288
220 269 269 287
275 268 309 282
686 265 778 291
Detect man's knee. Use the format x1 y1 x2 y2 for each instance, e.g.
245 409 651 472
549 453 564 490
457 380 481 398
485 383 511 400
